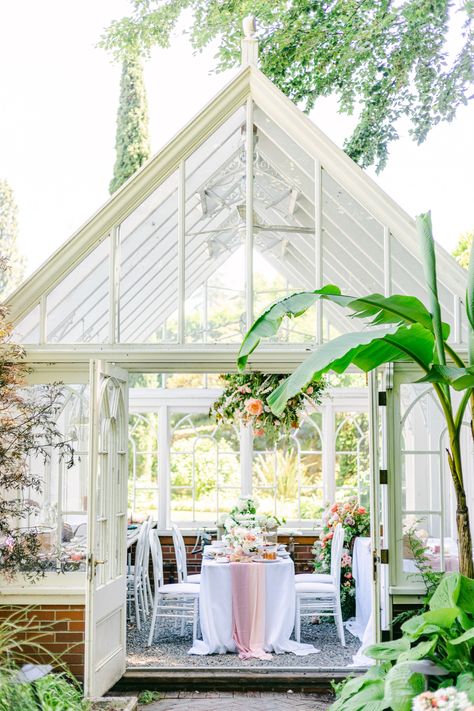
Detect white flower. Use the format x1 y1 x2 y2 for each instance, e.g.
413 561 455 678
224 517 235 531
266 516 278 530
412 688 471 711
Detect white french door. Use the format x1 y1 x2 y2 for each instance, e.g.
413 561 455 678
368 369 391 643
85 361 129 697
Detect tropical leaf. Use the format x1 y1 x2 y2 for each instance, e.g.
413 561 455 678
365 637 410 661
266 324 434 416
383 662 425 711
429 573 461 611
397 639 437 661
416 211 446 366
450 627 474 646
416 365 474 391
237 287 437 368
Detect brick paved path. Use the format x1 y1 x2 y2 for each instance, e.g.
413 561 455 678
139 691 334 710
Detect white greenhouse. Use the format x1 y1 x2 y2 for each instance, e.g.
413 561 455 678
2 26 472 698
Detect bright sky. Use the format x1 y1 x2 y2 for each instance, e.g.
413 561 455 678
0 0 473 278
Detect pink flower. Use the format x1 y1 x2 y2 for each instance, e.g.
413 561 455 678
245 398 264 416
238 385 251 394
4 535 15 550
330 504 339 513
254 428 265 437
358 507 366 514
343 503 351 510
344 572 352 579
306 386 314 394
327 531 334 540
245 532 256 542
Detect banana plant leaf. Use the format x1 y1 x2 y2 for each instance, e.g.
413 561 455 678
417 365 474 391
238 287 443 369
416 212 446 366
266 323 435 416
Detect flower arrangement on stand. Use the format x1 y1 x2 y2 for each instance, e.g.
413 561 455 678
220 495 283 534
223 526 265 561
312 496 370 618
210 373 326 443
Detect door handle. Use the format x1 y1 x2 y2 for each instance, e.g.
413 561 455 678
93 559 107 567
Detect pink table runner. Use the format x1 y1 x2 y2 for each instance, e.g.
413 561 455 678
230 562 272 660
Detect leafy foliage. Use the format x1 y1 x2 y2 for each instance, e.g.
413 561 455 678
0 182 25 298
210 372 326 443
0 267 75 579
109 57 150 194
0 608 88 711
331 573 474 711
100 1 474 171
453 231 473 270
238 211 474 577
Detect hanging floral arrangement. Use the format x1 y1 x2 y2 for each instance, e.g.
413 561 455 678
210 372 327 443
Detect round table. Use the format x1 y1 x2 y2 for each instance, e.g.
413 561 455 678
189 557 319 656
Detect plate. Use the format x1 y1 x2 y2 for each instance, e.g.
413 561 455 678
252 557 280 564
215 557 230 564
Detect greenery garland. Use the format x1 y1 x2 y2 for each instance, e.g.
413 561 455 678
210 372 327 444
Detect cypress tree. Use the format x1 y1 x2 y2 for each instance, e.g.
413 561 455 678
109 57 150 194
0 180 25 298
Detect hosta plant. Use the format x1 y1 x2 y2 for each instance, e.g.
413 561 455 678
331 573 474 711
238 212 474 577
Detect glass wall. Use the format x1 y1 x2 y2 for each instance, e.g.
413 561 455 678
128 377 369 527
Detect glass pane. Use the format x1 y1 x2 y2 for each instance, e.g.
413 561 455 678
402 453 441 512
322 169 383 338
400 513 458 573
335 412 369 505
46 239 109 343
128 412 159 518
185 106 247 343
22 385 89 570
13 305 40 343
170 410 240 523
119 171 179 342
253 104 316 342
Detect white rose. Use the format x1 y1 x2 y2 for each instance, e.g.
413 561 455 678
266 516 278 530
224 517 235 531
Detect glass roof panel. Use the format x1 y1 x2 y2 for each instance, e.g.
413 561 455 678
119 170 179 342
46 238 109 343
185 106 246 343
13 304 40 344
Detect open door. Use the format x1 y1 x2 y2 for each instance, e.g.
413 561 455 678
85 361 129 698
368 369 391 645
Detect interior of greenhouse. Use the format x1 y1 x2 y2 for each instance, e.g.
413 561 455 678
4 57 471 692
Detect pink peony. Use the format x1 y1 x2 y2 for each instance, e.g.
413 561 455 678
306 386 314 394
358 507 366 514
245 532 256 542
245 398 264 416
254 428 265 437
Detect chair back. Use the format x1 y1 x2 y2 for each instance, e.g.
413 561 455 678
172 524 188 583
134 522 148 582
149 529 164 590
142 516 152 576
330 524 345 584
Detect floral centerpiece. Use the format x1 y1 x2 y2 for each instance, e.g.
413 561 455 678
210 373 326 443
312 496 370 618
413 688 474 710
221 496 283 533
223 526 265 561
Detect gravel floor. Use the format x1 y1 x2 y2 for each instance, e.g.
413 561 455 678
126 616 361 668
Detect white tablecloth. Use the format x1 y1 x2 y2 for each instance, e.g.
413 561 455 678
345 536 374 666
189 558 319 656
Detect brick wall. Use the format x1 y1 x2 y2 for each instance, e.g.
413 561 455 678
0 604 85 679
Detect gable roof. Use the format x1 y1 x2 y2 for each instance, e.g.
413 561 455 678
8 63 467 344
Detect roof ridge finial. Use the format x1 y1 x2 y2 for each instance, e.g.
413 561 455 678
241 15 258 66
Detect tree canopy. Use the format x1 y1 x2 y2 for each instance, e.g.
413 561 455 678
100 0 474 172
0 180 25 298
109 57 150 194
453 230 473 269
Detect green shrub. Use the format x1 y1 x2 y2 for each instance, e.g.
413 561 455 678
331 573 474 711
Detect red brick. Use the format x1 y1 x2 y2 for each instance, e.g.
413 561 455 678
68 621 85 632
55 610 84 621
